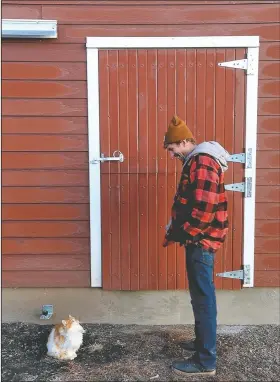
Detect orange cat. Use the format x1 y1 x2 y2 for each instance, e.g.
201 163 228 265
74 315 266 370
47 315 85 360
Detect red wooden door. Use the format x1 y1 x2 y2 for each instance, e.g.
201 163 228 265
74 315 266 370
99 48 246 290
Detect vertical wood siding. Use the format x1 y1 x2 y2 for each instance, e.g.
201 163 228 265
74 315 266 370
2 0 279 288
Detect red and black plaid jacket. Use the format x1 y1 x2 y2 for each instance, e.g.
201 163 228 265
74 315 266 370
163 153 229 252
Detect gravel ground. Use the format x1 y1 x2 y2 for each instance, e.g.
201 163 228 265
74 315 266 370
1 323 279 381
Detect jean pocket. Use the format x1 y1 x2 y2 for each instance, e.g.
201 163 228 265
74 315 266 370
192 249 214 267
202 252 214 267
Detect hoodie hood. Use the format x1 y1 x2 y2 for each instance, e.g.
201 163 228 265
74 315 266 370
184 141 230 172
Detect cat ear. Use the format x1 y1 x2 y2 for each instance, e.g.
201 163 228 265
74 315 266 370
69 314 74 320
62 320 66 326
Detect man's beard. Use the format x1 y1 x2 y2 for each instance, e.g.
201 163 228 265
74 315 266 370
174 153 185 162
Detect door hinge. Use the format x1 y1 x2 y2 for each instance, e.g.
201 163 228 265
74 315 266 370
225 177 252 197
225 182 245 192
216 265 250 284
227 149 253 166
218 52 257 75
227 153 245 163
218 58 247 71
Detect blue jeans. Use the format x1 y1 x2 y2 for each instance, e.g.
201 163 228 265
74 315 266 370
185 244 217 369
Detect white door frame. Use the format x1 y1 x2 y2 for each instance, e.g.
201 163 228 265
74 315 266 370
86 36 259 288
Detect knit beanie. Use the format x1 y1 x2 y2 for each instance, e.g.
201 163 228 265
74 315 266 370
164 115 194 148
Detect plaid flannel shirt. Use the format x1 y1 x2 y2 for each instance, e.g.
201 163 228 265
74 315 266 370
163 153 229 252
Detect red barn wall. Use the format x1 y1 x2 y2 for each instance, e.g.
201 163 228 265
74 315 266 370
2 0 279 288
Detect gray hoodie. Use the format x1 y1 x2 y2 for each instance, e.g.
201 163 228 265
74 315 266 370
183 141 230 173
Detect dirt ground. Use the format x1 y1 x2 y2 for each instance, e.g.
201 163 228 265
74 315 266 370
1 323 279 381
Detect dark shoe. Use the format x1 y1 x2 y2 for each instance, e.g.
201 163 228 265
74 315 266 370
178 340 196 351
172 358 216 376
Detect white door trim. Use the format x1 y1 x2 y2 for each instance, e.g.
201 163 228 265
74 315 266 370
86 48 102 287
243 47 259 287
87 36 259 49
86 36 259 288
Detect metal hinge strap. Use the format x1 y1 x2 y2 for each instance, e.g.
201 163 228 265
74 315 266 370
225 177 252 198
227 148 253 166
218 58 248 70
218 51 257 75
225 182 245 192
216 265 250 284
227 153 245 163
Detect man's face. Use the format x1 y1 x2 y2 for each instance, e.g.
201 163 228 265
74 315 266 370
166 140 194 160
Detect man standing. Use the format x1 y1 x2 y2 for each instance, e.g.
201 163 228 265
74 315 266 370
163 115 230 376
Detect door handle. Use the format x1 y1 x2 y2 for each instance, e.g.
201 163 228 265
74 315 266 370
90 150 124 164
